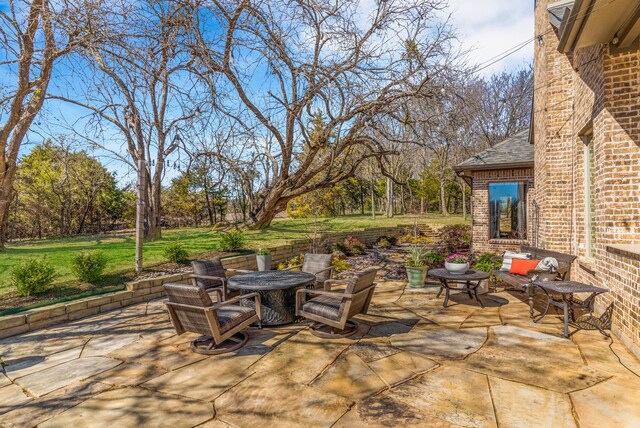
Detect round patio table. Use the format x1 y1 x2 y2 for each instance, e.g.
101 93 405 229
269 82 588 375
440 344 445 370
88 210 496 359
227 270 316 325
428 268 490 308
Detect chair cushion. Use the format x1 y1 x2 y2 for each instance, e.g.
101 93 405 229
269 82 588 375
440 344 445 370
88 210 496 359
510 259 541 276
302 295 343 321
216 305 255 333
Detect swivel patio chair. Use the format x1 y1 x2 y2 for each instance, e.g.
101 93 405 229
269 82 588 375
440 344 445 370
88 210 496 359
295 268 378 338
191 257 253 301
286 253 334 289
164 283 262 355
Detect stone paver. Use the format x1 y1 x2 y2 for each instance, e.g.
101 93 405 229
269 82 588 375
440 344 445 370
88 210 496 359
142 352 262 401
39 388 213 427
1 279 639 427
0 384 32 414
81 333 140 357
3 346 83 380
0 380 112 427
341 366 497 427
312 352 387 400
15 356 121 397
459 326 609 393
570 376 640 428
390 326 487 359
0 374 10 388
215 374 351 428
92 362 167 387
489 377 576 428
367 351 438 386
107 338 207 371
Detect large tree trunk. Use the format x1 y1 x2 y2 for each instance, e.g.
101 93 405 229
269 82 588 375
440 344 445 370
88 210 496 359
385 177 394 218
439 178 448 216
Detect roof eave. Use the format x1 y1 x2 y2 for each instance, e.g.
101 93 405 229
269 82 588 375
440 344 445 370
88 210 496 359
454 161 534 173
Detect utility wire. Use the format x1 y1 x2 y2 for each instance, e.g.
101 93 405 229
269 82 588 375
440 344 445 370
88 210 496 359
470 0 618 74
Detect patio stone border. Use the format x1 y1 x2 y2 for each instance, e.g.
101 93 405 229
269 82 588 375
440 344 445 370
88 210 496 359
0 223 441 338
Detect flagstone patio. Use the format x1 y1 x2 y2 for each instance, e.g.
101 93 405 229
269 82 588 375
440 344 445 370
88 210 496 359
1 276 640 427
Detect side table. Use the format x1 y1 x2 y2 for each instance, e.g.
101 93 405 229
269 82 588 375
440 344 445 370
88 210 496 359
532 280 609 338
428 268 490 308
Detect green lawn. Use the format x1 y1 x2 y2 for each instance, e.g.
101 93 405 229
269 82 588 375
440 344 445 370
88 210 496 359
0 214 466 308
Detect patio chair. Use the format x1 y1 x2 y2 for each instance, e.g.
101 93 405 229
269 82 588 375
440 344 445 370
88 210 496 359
285 253 334 289
163 282 262 355
191 257 253 301
295 268 378 338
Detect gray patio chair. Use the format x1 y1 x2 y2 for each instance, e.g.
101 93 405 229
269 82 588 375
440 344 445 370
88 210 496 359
285 253 333 289
295 268 378 338
163 283 261 355
191 257 253 301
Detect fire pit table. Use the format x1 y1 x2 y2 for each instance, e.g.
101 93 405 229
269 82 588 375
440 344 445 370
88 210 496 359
227 270 316 326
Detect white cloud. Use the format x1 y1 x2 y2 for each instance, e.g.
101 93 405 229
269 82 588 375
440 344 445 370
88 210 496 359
449 0 534 75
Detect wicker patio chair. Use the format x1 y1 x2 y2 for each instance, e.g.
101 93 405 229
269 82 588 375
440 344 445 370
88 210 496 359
285 253 334 289
295 268 378 338
191 257 253 301
164 283 262 355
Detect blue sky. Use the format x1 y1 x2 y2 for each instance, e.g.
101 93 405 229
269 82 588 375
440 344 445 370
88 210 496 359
4 0 535 186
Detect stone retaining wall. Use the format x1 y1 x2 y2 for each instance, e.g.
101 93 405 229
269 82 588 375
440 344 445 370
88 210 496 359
0 222 441 338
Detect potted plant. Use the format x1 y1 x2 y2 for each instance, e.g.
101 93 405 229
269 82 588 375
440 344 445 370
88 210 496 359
405 246 428 288
256 248 272 271
445 253 470 275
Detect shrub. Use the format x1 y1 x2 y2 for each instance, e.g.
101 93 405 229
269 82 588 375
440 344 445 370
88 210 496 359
345 236 366 254
376 235 397 248
277 254 304 270
473 253 501 273
71 251 108 282
331 258 351 273
376 237 391 248
10 258 58 296
438 224 471 253
424 250 445 268
163 242 189 264
218 230 246 251
333 235 366 256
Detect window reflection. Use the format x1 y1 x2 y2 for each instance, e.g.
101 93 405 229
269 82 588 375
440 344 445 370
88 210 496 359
489 182 527 240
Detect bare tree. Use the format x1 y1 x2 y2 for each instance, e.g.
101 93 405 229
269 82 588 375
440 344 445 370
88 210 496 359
0 0 80 246
472 66 533 147
52 0 207 270
191 0 457 228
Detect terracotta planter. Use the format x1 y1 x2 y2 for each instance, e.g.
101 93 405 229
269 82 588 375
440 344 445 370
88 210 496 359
444 262 469 275
256 254 272 271
406 266 427 288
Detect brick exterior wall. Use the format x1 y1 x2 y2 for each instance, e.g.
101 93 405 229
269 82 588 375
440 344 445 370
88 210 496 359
534 0 640 358
468 168 534 255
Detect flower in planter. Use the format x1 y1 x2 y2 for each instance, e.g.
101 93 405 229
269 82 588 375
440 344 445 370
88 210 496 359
256 248 271 255
446 253 469 264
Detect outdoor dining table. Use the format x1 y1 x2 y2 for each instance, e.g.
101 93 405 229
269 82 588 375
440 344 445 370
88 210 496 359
428 268 490 308
532 280 609 338
227 270 316 326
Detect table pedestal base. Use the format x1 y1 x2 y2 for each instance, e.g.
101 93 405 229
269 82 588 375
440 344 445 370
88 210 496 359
238 284 314 325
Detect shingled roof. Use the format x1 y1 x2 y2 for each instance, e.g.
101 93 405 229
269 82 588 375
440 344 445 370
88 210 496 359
455 130 534 172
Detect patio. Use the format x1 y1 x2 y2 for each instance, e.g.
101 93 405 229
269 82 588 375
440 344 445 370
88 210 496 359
1 270 640 427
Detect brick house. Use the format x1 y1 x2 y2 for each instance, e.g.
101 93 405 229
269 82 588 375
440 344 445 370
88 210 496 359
455 130 534 255
458 0 640 358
